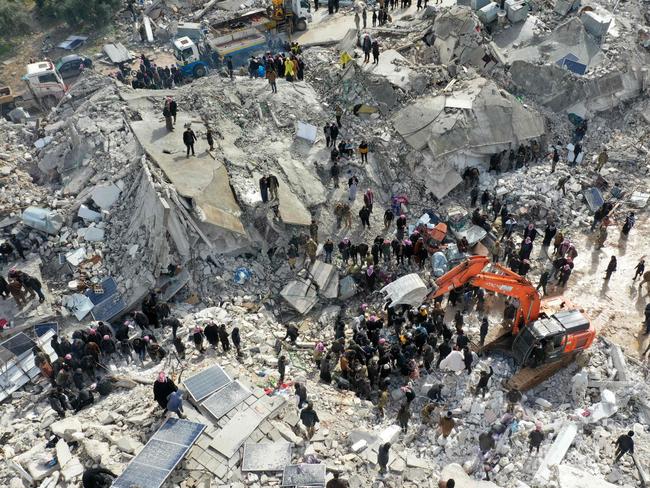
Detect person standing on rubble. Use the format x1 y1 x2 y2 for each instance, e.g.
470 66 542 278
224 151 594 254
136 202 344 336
470 186 479 207
278 354 288 384
378 442 391 474
622 212 635 236
193 326 205 353
372 9 377 26
372 39 380 64
528 422 545 454
348 175 359 202
474 366 494 398
306 238 318 263
479 317 489 346
206 128 215 151
268 174 280 200
613 431 634 463
324 238 334 263
267 67 278 93
218 324 231 353
633 259 645 281
335 104 343 127
309 219 319 242
604 256 617 281
329 122 339 148
397 402 411 433
301 402 320 439
330 160 340 188
183 126 197 157
354 11 361 30
163 102 173 131
259 175 269 203
480 189 490 211
536 270 550 296
556 175 570 196
169 97 178 125
596 147 609 172
506 388 522 413
362 34 372 63
362 8 367 28
439 412 456 438
359 140 369 163
324 123 332 147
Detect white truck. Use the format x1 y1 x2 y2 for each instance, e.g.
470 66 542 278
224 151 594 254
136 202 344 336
22 61 67 110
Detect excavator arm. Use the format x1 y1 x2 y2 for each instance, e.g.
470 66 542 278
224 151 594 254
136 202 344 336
428 255 492 299
428 255 541 334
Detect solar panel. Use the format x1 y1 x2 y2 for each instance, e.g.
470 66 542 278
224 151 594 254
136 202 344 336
111 418 205 488
132 439 187 470
202 380 251 420
84 277 118 305
282 464 326 487
1 333 35 357
112 463 169 488
91 292 127 322
34 322 58 338
152 418 206 446
242 442 293 472
183 364 231 402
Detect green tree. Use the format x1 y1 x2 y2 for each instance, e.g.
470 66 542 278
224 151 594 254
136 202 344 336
0 0 31 37
39 0 121 29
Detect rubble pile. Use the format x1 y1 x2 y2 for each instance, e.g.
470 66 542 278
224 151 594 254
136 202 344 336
0 120 50 218
1 0 650 486
3 299 650 488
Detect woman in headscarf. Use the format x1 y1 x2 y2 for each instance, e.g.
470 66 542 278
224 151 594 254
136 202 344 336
153 371 178 411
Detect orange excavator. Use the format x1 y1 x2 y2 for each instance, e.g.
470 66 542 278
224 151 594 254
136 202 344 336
428 255 596 390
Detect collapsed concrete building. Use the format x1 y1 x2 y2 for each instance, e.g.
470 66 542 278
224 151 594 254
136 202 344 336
1 0 650 487
392 76 546 198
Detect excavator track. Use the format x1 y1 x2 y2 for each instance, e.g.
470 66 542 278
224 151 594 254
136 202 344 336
505 353 577 391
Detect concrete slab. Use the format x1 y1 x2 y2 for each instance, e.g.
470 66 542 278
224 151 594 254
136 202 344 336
280 279 319 315
358 50 415 91
391 95 446 150
295 13 352 46
90 182 122 210
252 172 311 227
309 260 338 299
534 422 578 484
130 115 246 235
381 273 428 307
241 442 292 472
557 465 619 488
210 408 265 458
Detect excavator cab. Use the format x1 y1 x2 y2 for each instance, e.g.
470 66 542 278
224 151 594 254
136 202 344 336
506 309 595 390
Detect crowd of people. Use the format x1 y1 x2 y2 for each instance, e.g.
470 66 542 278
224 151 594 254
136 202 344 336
112 54 186 90
31 288 247 423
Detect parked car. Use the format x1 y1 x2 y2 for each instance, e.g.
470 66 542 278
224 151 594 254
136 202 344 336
55 54 93 79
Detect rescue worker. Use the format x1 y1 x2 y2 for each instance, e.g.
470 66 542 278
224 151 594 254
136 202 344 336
300 402 320 439
529 422 545 454
613 431 634 463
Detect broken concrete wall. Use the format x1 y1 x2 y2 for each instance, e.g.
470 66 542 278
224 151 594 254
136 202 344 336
431 6 483 66
510 61 647 115
103 158 172 303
